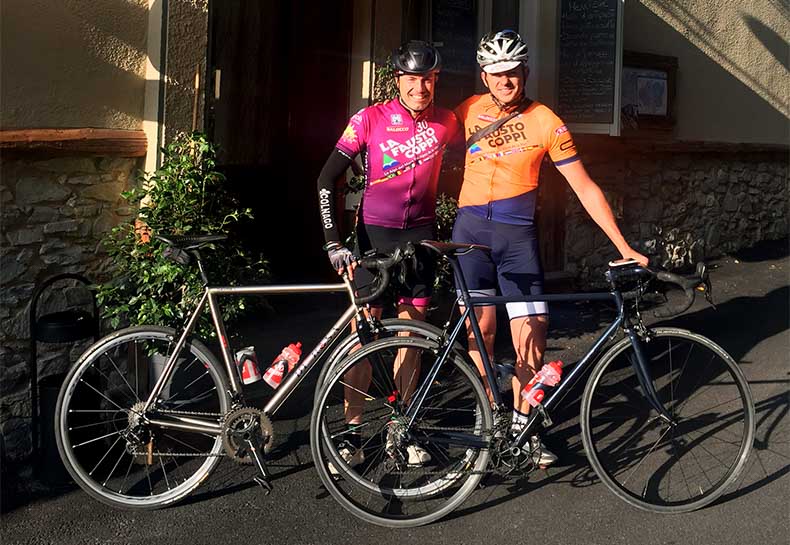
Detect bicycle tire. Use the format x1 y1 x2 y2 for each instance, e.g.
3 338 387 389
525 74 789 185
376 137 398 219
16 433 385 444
580 327 755 513
311 336 492 527
313 319 447 405
55 326 230 509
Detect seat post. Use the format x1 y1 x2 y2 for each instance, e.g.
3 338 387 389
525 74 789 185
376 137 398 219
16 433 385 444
192 250 210 285
448 254 475 309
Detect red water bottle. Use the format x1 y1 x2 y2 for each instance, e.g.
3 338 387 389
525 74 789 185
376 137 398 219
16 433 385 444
521 360 563 408
235 347 262 385
263 342 302 389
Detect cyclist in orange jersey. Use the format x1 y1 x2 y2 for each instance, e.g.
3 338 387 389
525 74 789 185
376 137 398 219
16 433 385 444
453 30 648 466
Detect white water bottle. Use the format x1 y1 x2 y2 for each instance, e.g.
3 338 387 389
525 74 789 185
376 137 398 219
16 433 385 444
235 347 262 385
521 360 563 407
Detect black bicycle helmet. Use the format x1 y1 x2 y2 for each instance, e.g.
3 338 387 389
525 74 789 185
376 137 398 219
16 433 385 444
391 40 442 75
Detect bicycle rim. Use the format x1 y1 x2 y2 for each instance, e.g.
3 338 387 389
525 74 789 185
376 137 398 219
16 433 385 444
581 327 755 512
311 336 492 527
55 326 230 509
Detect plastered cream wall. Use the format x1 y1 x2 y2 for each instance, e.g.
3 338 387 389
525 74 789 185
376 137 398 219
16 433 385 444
163 0 208 143
625 0 789 145
0 0 149 129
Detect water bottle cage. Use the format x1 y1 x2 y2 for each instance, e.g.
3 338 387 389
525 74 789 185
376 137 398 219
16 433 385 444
280 361 293 380
535 404 552 427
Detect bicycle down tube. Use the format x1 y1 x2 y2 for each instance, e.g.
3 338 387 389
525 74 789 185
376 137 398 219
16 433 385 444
406 271 675 449
140 279 357 434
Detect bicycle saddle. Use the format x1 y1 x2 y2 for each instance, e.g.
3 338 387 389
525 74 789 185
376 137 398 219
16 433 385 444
155 234 227 251
419 240 492 256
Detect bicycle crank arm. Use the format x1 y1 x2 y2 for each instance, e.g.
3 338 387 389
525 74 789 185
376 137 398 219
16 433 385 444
245 437 274 495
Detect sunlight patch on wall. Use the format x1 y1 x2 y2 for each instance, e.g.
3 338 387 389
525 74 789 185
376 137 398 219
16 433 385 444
642 0 789 117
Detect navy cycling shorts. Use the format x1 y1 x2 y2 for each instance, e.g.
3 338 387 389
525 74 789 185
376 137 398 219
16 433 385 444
353 221 436 307
452 210 547 318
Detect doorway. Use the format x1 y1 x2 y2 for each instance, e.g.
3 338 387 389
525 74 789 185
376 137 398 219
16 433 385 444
207 0 353 282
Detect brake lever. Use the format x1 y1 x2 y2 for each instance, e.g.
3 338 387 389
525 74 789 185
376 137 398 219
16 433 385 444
397 260 408 285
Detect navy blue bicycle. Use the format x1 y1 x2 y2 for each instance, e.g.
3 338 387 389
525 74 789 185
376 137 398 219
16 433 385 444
311 241 756 527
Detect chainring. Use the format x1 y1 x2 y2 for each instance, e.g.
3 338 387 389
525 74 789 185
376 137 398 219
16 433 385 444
222 407 275 464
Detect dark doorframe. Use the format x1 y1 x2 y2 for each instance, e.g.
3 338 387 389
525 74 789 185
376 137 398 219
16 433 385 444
206 0 353 282
537 161 567 274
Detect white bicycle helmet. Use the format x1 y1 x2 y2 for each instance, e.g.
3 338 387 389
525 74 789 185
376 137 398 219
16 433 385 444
476 30 529 73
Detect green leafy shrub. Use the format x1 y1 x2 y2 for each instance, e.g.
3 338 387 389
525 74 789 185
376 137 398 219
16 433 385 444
97 132 269 339
433 193 459 294
372 62 399 104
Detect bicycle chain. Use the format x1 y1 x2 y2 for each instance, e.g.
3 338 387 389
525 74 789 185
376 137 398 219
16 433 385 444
127 416 507 471
384 411 519 476
128 408 228 458
381 423 499 476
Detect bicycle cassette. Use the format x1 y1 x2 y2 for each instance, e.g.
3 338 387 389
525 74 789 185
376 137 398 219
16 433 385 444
222 407 274 464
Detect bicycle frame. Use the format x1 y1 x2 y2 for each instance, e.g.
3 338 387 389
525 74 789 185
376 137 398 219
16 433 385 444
140 278 361 435
405 253 674 449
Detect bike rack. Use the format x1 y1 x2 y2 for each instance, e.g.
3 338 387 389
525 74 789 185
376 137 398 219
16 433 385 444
29 273 99 482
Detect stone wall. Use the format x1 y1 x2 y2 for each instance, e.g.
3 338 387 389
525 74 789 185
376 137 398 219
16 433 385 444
0 155 140 463
565 149 789 285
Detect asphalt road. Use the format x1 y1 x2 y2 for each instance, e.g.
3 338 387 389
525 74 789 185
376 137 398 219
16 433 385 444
2 239 788 545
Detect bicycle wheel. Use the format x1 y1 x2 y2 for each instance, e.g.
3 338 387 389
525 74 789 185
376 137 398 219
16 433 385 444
55 326 230 509
581 327 755 513
311 336 492 527
314 319 446 404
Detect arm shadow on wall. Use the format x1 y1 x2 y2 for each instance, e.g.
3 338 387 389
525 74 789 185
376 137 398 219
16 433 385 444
627 2 789 136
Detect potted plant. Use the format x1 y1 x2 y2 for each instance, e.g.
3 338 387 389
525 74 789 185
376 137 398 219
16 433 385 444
96 132 268 340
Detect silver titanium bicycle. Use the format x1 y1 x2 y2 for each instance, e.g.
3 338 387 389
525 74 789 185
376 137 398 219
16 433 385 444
54 234 449 509
311 241 756 527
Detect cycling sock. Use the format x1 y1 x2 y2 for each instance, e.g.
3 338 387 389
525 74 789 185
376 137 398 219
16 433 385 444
344 424 363 450
510 409 529 434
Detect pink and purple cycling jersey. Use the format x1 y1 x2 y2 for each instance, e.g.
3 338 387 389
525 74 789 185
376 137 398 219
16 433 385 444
335 99 459 229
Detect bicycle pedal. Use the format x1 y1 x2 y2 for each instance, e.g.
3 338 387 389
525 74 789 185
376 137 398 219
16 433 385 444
253 476 273 495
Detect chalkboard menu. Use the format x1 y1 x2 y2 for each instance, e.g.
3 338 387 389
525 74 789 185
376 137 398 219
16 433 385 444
557 0 619 124
431 0 477 75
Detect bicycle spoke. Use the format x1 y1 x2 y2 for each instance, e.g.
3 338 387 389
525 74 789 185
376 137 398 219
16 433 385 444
102 350 140 403
73 429 124 449
119 456 135 494
338 380 376 400
79 379 128 412
70 417 128 432
89 435 124 476
166 370 211 401
622 425 673 487
102 444 128 487
160 458 171 491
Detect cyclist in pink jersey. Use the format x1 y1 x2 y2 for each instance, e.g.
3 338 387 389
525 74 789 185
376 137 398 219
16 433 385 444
316 41 460 470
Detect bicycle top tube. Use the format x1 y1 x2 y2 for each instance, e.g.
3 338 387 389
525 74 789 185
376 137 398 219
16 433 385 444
208 283 348 296
463 292 616 305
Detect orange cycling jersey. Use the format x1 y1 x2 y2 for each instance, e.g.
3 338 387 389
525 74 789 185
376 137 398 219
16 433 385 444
455 95 579 225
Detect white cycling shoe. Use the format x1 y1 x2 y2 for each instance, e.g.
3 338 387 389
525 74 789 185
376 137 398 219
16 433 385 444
405 443 432 466
327 446 365 476
530 436 558 468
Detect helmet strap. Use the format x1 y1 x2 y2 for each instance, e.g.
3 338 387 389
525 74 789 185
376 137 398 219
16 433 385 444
490 90 526 112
